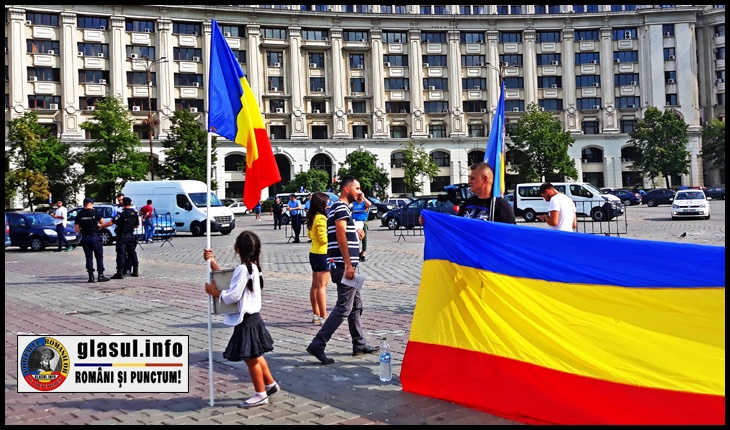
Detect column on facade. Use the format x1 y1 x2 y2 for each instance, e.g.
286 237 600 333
58 12 84 139
110 16 127 104
8 8 28 118
288 27 308 139
447 30 465 137
674 23 703 186
408 29 428 138
561 28 579 133
156 19 174 139
245 25 262 108
369 29 389 138
330 28 350 138
523 29 537 107
600 27 619 133
486 30 500 125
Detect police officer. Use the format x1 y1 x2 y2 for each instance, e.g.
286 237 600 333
111 196 141 279
74 198 111 283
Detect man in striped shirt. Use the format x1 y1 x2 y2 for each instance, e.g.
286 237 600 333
306 176 379 364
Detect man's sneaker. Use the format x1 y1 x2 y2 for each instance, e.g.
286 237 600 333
265 382 280 397
352 345 379 356
238 396 269 408
306 346 334 364
66 245 74 252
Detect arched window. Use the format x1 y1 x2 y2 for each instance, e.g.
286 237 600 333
391 151 406 168
581 147 604 163
225 153 245 171
310 154 333 181
467 150 485 166
430 150 450 167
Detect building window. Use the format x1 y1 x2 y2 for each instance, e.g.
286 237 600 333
499 54 523 66
385 102 410 113
125 19 155 33
577 98 602 110
77 16 108 29
27 67 60 82
78 70 109 84
429 125 447 138
422 55 448 66
468 150 485 165
310 78 326 92
383 54 408 66
382 31 407 44
582 147 604 163
343 31 369 42
27 40 60 54
350 78 366 93
575 75 600 87
270 125 286 140
311 125 328 139
498 32 522 43
174 73 203 87
421 32 447 43
225 153 245 171
613 50 638 63
174 99 203 111
430 150 450 165
574 29 599 41
662 24 675 37
173 47 203 61
352 125 369 138
423 78 448 90
351 101 367 113
26 12 59 26
536 31 561 43
218 24 245 38
460 32 484 43
616 97 641 108
575 52 600 65
615 74 639 87
266 52 283 66
537 54 562 65
126 45 156 59
582 121 600 135
349 53 365 68
462 78 487 90
172 22 201 35
128 98 157 111
538 99 564 111
613 28 637 40
28 95 61 109
468 124 485 137
665 94 679 106
385 78 409 90
302 29 329 41
620 120 636 133
461 55 486 66
311 100 326 113
504 100 525 112
424 102 449 113
269 99 285 112
463 101 487 112
503 77 524 89
268 77 284 91
261 27 287 39
309 52 325 68
79 97 103 109
127 71 155 86
390 126 408 138
391 151 406 168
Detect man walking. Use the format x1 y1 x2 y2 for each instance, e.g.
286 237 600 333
74 198 111 282
111 197 141 279
537 182 577 232
140 199 155 243
271 197 284 230
306 176 379 364
52 200 73 252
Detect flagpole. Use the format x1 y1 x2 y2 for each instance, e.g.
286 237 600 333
205 130 215 406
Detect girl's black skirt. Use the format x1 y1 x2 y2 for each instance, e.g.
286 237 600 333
223 312 274 361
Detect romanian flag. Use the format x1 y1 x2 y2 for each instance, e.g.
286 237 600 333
208 19 280 209
483 81 506 197
402 211 725 425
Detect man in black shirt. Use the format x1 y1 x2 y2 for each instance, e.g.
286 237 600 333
458 162 516 223
271 197 284 230
110 197 141 279
74 198 111 282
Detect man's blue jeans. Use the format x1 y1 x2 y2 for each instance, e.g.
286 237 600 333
144 219 154 242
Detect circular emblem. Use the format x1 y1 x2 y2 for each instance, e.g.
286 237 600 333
452 108 461 116
14 104 25 113
567 106 576 115
294 109 303 117
20 337 70 392
605 106 614 113
374 109 384 118
66 105 76 114
335 109 345 118
413 109 423 117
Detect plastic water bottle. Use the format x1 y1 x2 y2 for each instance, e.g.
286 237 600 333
379 337 392 382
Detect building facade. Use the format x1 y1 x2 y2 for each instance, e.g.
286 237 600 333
5 5 726 206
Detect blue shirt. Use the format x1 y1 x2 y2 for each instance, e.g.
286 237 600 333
287 199 301 215
351 200 369 222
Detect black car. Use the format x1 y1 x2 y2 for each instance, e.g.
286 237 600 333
6 211 80 251
365 196 393 220
704 186 725 200
380 195 458 230
606 189 642 206
641 188 676 207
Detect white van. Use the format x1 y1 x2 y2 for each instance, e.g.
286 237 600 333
514 182 624 222
122 180 235 236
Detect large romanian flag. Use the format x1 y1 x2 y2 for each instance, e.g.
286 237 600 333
402 211 725 425
208 19 280 209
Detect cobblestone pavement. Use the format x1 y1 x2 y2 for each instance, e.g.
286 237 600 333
5 200 724 425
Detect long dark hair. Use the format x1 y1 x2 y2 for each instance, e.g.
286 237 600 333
234 230 264 291
306 192 329 230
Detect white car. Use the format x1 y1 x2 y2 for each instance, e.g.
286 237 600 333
227 202 250 215
671 190 710 220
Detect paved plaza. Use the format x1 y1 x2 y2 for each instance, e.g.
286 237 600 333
5 200 724 425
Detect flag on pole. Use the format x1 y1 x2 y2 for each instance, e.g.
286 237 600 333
483 81 506 198
208 19 280 209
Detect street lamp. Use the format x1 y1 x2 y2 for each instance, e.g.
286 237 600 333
129 55 167 180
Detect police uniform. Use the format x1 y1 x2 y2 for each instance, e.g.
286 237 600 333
111 197 140 279
76 198 110 283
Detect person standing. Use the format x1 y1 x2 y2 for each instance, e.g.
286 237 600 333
537 182 577 232
286 194 303 243
350 194 371 262
110 197 140 279
306 176 379 365
74 198 111 283
52 200 73 252
139 199 155 243
254 202 262 222
271 197 284 230
305 192 331 325
114 192 138 275
203 231 279 408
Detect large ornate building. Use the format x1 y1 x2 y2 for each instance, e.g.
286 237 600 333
5 5 725 205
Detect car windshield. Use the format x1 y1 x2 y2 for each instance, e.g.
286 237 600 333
677 192 704 200
189 192 224 207
583 183 605 195
27 213 55 226
368 196 382 204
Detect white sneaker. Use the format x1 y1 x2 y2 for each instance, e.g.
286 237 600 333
239 395 269 408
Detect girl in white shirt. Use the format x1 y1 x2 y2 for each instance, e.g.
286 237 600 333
204 230 279 408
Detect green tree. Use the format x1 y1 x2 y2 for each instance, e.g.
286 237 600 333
283 168 330 193
700 118 725 172
80 96 149 201
627 106 689 188
157 110 218 189
507 102 578 182
6 112 80 210
336 150 390 197
399 140 440 195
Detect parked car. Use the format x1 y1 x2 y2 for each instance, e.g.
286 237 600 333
380 195 458 230
671 189 711 220
5 212 11 248
386 197 414 209
6 211 80 251
66 204 145 246
641 189 676 207
220 198 240 206
227 201 250 215
366 196 393 219
704 186 725 200
604 189 642 206
504 193 514 209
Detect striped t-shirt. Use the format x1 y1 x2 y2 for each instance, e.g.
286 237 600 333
326 200 359 266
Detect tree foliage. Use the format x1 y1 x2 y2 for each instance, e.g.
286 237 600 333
283 168 330 193
336 150 390 198
700 118 725 172
627 107 689 188
157 109 218 189
6 112 80 210
399 140 440 195
507 102 578 182
80 96 149 201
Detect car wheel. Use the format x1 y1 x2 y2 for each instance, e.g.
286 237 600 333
623 199 632 206
591 207 607 222
30 236 45 252
190 222 204 237
281 214 290 225
646 199 656 207
387 217 400 230
523 209 536 222
705 214 711 220
99 230 113 246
